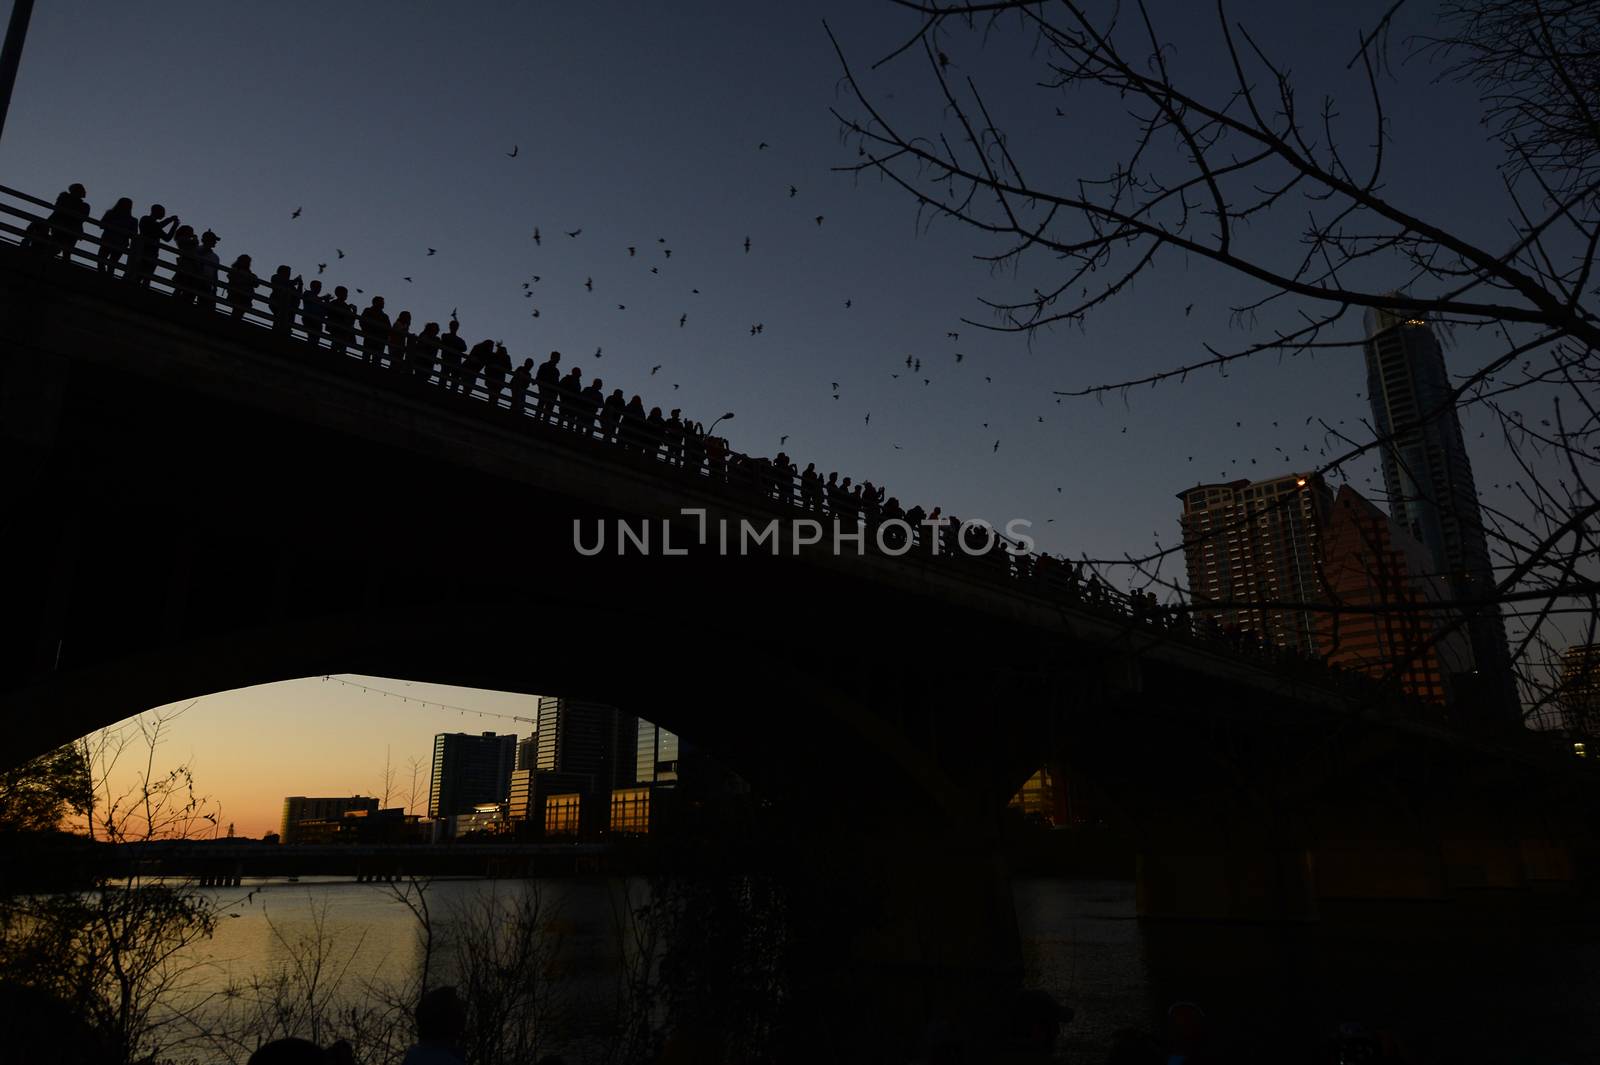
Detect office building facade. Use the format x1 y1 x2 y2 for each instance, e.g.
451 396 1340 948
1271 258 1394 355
532 697 637 836
1316 485 1475 704
280 795 379 844
428 731 517 819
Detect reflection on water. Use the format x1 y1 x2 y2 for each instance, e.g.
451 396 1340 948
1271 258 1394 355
176 875 1600 1063
1016 878 1600 1064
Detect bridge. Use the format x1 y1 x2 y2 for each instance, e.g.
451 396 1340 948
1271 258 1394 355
1 185 1595 1053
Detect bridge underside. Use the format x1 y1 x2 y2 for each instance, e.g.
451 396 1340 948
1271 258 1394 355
3 243 1598 1058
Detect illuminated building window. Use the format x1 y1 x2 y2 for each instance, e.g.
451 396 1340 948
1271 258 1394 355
610 787 651 834
544 793 582 836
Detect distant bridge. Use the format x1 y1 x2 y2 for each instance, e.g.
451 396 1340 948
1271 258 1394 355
2 184 1594 1056
102 840 614 884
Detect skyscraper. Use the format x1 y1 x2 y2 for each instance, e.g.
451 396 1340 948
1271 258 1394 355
534 696 636 785
427 731 517 819
1316 485 1475 704
1180 473 1477 705
1178 471 1333 652
1558 644 1600 739
533 697 637 835
1363 303 1516 714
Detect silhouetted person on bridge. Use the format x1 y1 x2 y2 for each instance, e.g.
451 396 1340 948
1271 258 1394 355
646 406 667 459
195 230 222 311
226 254 257 320
683 419 706 473
576 377 604 436
558 367 584 430
359 296 390 364
387 311 413 370
46 184 90 262
534 351 562 424
778 454 799 504
171 225 200 305
464 337 493 395
20 215 54 255
403 986 467 1065
268 266 301 333
412 321 441 382
705 428 728 478
602 387 626 443
327 286 356 356
483 342 510 404
880 496 906 550
300 279 328 346
800 463 821 511
438 319 466 390
862 480 882 525
509 356 533 415
623 394 647 452
666 409 686 466
132 204 179 287
96 197 136 275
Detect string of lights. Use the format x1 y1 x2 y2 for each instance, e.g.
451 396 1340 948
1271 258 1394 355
321 675 537 726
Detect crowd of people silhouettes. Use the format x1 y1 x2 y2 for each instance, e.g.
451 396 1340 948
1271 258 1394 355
11 183 1391 699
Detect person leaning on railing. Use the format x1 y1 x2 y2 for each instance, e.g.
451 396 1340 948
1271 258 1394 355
46 184 90 263
226 254 257 320
96 197 137 275
327 286 356 356
268 266 301 333
131 204 179 287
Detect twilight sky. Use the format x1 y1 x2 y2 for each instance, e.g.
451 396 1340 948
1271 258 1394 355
2 1 1564 835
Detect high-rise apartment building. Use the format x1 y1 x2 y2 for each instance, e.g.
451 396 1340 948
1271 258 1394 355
1363 303 1516 713
427 732 517 819
1178 471 1333 652
1558 644 1600 738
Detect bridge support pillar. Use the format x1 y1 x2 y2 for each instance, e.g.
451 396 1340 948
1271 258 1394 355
787 812 1022 1058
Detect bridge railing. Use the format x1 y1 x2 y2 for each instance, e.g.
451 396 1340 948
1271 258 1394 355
0 184 1399 703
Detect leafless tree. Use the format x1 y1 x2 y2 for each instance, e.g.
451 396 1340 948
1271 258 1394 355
405 754 427 816
830 0 1599 728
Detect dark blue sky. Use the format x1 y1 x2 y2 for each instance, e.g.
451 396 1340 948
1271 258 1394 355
1 0 1531 573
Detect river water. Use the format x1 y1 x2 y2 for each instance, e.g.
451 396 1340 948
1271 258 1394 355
181 875 1597 1063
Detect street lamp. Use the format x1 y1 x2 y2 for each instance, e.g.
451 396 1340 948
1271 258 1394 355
708 411 735 435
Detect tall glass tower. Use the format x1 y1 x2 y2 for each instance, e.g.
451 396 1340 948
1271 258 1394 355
1362 303 1516 715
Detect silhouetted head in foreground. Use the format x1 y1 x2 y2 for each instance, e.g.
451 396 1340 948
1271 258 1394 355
248 1037 326 1065
0 981 116 1064
416 985 467 1045
1004 988 1072 1056
1167 1001 1210 1061
1106 1026 1163 1065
